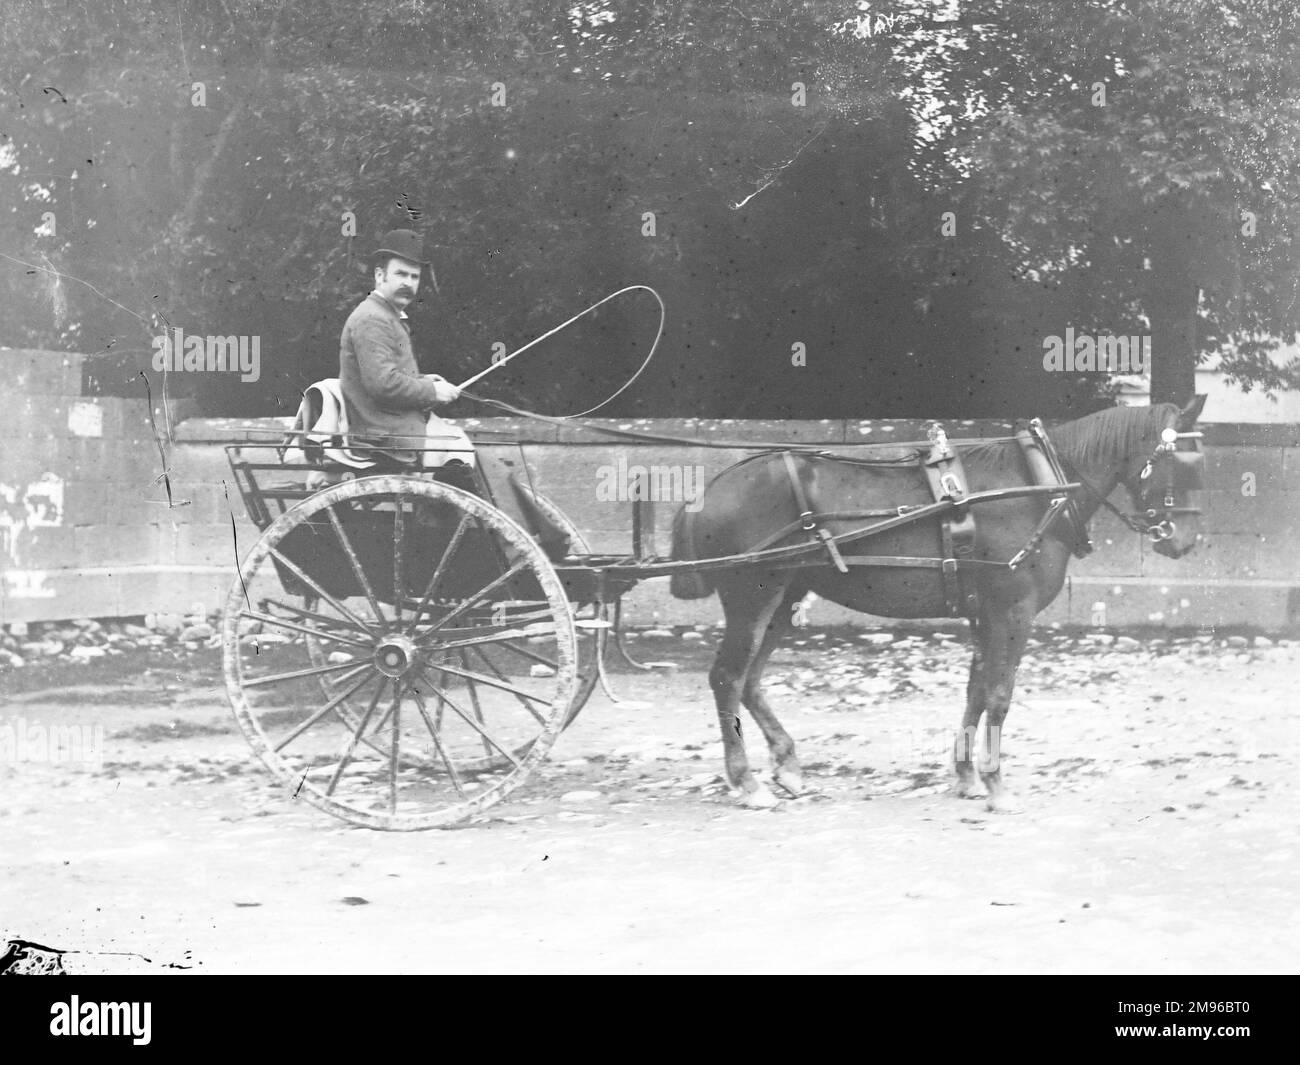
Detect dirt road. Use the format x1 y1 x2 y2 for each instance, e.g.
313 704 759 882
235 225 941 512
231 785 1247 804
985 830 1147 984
2 630 1297 974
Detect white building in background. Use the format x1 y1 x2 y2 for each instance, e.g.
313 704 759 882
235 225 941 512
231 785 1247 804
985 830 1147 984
1115 341 1300 422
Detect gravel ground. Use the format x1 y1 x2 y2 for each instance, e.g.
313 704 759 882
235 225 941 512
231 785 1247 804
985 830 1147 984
1 626 1297 974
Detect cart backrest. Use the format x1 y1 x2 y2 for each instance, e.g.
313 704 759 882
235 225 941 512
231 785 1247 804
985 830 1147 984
281 379 381 469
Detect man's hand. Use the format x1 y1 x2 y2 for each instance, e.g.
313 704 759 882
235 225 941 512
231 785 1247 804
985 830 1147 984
424 374 461 404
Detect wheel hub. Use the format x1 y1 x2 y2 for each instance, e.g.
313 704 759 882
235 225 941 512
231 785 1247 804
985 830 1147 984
374 634 419 677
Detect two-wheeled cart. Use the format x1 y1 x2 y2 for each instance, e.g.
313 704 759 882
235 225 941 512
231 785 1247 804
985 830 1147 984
223 425 1078 829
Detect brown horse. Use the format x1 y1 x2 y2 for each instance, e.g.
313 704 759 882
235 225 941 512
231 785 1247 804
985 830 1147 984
670 398 1207 811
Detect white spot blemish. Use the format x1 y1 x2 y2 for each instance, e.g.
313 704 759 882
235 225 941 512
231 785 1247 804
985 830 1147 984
0 474 64 570
67 401 103 437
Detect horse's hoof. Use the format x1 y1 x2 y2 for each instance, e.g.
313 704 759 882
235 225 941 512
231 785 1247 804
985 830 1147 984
952 778 980 799
737 783 781 809
773 768 806 797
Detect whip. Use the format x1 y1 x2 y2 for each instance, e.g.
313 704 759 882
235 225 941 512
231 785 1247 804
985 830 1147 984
455 284 665 418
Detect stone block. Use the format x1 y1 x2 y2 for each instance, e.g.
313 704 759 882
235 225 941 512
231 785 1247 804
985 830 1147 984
0 437 75 486
1 525 75 570
3 349 82 396
74 525 169 568
104 484 182 526
0 567 121 625
120 568 232 621
1210 445 1284 493
1204 487 1300 535
59 481 110 527
175 524 242 568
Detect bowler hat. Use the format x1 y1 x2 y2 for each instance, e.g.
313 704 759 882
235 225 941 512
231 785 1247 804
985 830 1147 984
373 229 430 267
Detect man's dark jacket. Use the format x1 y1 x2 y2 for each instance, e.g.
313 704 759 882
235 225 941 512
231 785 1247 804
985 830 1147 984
339 292 442 456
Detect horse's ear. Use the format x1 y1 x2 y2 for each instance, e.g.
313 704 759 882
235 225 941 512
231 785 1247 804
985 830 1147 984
1176 393 1207 430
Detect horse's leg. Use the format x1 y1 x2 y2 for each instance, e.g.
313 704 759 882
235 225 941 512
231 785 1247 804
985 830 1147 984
711 577 789 809
953 615 986 798
977 596 1035 812
741 587 805 797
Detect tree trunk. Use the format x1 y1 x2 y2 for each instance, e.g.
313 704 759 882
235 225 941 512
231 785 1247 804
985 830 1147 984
1147 273 1198 405
1146 197 1201 406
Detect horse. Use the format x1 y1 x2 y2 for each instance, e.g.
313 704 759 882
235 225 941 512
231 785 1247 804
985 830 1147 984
669 397 1207 811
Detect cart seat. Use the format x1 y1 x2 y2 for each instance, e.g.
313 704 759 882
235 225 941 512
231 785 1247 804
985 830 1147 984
281 378 476 472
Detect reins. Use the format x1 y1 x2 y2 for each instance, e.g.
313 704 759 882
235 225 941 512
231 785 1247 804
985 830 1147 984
1058 458 1150 535
459 389 1020 453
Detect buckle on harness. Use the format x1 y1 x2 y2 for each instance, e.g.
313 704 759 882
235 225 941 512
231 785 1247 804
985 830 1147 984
942 558 958 575
817 526 850 573
799 510 816 531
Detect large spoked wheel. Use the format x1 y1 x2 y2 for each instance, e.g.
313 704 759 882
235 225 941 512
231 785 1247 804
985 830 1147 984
301 483 606 763
222 475 578 830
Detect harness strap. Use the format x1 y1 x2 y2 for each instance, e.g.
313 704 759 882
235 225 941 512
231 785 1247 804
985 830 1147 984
1010 421 1093 565
922 433 979 617
603 481 1080 580
745 504 929 554
836 556 1005 570
781 451 849 573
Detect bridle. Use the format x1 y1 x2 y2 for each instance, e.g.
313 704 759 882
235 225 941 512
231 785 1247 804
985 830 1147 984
1064 423 1204 544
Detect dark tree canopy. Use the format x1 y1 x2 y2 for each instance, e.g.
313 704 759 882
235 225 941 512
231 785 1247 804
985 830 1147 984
1 0 1296 418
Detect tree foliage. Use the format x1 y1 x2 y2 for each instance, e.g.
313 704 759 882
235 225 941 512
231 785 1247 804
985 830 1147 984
1 0 1296 418
879 0 1300 403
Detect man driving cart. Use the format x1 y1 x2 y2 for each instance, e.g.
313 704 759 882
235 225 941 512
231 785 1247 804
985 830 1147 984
336 227 567 555
339 227 467 470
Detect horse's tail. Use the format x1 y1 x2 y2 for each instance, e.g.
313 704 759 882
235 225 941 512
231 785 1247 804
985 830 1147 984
669 505 714 599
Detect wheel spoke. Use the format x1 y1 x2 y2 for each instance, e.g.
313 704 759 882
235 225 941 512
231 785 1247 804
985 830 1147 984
488 637 559 672
325 678 388 797
264 597 373 637
326 504 386 627
414 619 554 654
434 657 552 712
417 560 531 640
408 684 466 799
387 689 401 813
240 609 373 650
470 645 555 725
244 657 374 689
271 668 380 754
393 491 406 627
267 546 376 636
417 671 525 770
458 650 494 760
367 693 399 741
408 607 553 640
404 512 471 635
431 680 446 734
320 661 375 690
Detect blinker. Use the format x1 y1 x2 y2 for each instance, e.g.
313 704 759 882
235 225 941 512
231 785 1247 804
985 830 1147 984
1170 450 1204 490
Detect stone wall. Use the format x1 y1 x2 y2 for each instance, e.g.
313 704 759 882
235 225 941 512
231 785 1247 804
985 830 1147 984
3 347 1298 630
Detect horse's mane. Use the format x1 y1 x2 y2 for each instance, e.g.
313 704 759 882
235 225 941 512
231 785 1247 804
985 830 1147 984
962 403 1177 468
1047 403 1178 466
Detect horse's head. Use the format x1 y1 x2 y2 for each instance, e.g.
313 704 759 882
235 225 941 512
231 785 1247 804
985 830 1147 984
1118 395 1207 559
